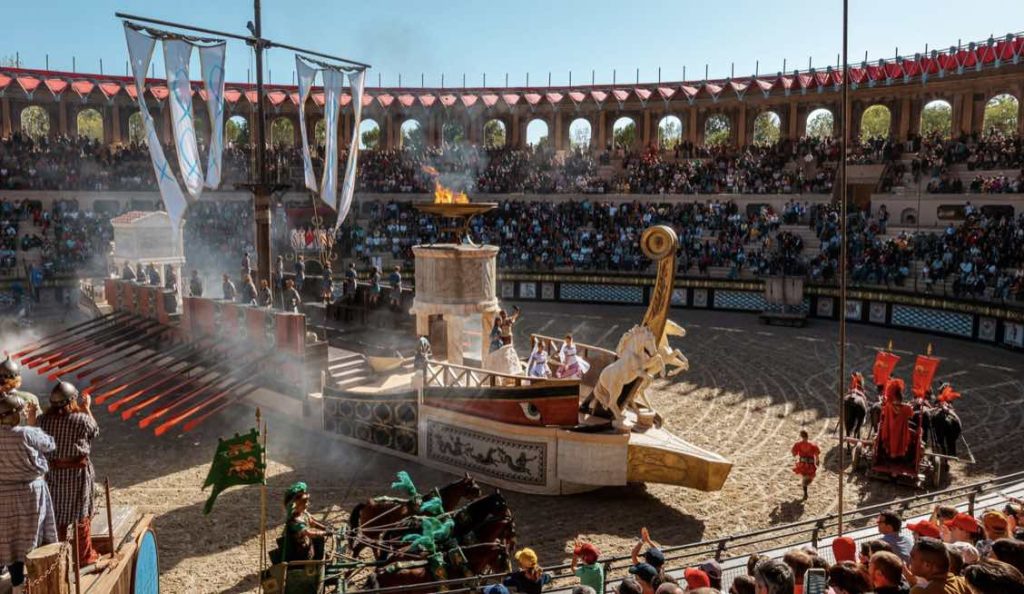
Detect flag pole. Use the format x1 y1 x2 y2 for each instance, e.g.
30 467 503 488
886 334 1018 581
257 406 267 593
836 0 850 538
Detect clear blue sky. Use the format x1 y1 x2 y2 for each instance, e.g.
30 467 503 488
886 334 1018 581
4 0 1023 87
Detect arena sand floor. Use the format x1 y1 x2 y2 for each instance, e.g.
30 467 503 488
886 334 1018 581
21 304 1022 594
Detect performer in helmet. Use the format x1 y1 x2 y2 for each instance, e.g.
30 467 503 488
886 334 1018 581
320 265 334 303
556 334 590 379
791 429 820 500
849 371 866 397
189 270 204 297
0 392 57 592
282 279 302 314
281 482 330 564
38 381 100 567
240 274 258 306
526 338 551 378
0 357 39 427
293 255 306 293
343 262 358 301
121 261 136 282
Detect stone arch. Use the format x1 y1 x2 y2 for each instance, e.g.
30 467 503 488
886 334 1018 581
657 115 683 149
226 115 250 146
569 118 593 150
703 113 731 147
982 93 1019 135
358 118 381 149
806 108 835 139
440 114 465 147
526 118 549 148
482 119 506 149
920 99 953 138
752 111 782 145
76 108 103 141
270 117 296 146
860 104 892 140
612 116 637 150
900 207 918 226
127 111 146 144
20 105 51 141
400 118 425 150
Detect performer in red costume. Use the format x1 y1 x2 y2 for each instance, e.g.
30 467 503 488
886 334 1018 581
878 378 914 460
791 430 820 500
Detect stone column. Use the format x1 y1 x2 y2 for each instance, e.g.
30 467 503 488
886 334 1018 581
57 101 68 137
737 104 747 146
445 315 464 366
0 98 10 136
897 97 911 141
642 110 651 147
554 111 564 150
597 110 607 149
686 108 697 145
111 104 123 144
788 102 799 139
481 310 496 352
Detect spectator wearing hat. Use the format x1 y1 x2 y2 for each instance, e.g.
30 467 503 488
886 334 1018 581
38 381 100 567
483 584 510 594
908 520 943 542
504 548 551 594
943 513 983 545
571 538 604 594
908 537 971 594
630 562 660 594
832 536 858 564
979 511 1010 556
869 551 910 594
617 577 644 594
962 559 1024 594
878 510 914 563
682 567 711 591
946 545 966 576
0 392 57 592
782 549 812 594
754 558 795 594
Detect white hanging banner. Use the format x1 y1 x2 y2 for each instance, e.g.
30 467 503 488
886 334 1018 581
295 56 319 194
336 69 366 228
124 24 189 234
319 67 345 210
162 39 205 198
199 43 227 190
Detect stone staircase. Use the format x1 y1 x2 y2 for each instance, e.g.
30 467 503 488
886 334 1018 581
326 350 373 390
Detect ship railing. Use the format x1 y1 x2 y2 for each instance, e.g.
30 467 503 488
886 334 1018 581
529 333 618 386
344 469 1024 594
424 359 577 389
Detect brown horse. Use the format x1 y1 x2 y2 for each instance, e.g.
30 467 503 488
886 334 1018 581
365 542 510 593
347 473 482 558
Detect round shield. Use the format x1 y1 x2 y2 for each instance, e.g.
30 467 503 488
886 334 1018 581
132 530 159 594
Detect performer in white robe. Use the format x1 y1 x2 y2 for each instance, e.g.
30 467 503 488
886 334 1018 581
526 339 551 378
556 335 591 379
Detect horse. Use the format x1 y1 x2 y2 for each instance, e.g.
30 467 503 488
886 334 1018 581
928 405 962 458
592 325 661 427
843 390 869 440
347 474 482 558
365 542 510 594
654 319 690 378
447 541 512 577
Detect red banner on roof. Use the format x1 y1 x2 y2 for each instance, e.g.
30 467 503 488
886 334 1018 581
611 89 629 102
125 85 138 100
377 93 395 108
340 94 353 107
680 85 699 99
150 86 169 101
439 94 457 107
289 92 300 106
361 94 373 107
0 73 11 92
778 76 794 91
460 94 477 108
45 78 68 97
901 60 921 78
311 92 324 107
71 80 94 99
17 76 40 94
866 65 883 81
885 63 903 79
419 94 436 108
729 81 749 95
657 87 676 100
244 90 259 104
523 92 542 105
755 78 774 93
847 68 866 84
704 83 723 98
796 74 813 89
480 93 499 107
267 90 288 106
633 88 651 102
589 90 607 104
545 92 563 105
224 89 241 103
977 45 997 65
501 93 520 107
398 94 416 108
814 72 830 86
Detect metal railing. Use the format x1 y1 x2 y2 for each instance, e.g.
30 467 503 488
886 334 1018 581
343 470 1024 594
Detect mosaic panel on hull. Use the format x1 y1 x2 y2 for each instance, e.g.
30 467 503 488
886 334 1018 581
891 305 973 337
714 290 766 311
426 421 547 486
558 283 644 304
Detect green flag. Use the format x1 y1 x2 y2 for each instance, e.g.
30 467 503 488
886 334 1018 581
201 428 265 514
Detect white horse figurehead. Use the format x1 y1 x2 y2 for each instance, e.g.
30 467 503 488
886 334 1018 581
595 325 663 427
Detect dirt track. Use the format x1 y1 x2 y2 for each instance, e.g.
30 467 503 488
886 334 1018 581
23 306 1022 593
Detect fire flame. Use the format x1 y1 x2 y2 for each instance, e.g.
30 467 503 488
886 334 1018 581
433 181 469 205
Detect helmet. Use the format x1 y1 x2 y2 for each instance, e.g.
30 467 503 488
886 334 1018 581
50 381 79 406
0 357 21 381
0 393 25 416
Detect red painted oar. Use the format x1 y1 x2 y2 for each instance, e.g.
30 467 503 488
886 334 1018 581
19 313 130 364
24 316 145 368
71 331 170 380
82 338 198 392
48 326 171 381
13 312 122 359
131 348 254 425
108 343 241 414
38 321 159 376
152 354 272 436
180 382 258 433
92 345 207 405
